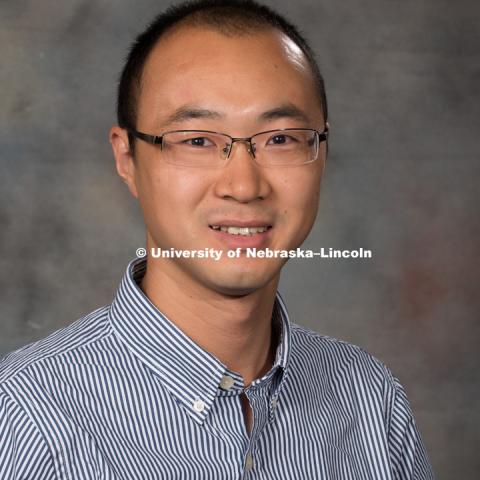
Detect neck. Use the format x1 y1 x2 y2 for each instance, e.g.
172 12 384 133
140 257 280 387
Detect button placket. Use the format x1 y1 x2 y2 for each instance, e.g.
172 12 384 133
245 452 254 472
269 395 279 423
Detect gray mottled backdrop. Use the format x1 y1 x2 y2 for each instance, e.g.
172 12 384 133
1 0 479 477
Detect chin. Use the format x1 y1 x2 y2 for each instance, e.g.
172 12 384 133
198 263 281 298
209 280 272 297
212 284 259 297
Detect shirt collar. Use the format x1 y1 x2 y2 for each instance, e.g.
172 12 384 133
108 256 291 425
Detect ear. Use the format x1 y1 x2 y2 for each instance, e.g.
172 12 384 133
324 121 330 159
109 126 139 198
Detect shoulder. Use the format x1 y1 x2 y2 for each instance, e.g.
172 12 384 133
290 322 388 369
0 304 112 386
289 322 399 394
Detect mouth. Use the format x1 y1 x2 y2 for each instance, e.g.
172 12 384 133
209 225 272 236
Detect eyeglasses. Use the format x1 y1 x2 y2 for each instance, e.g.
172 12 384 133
126 127 328 167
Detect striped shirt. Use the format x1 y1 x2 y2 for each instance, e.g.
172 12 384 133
0 257 434 479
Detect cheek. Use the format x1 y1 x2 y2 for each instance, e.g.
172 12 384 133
280 168 322 222
274 167 322 250
139 166 207 206
136 165 210 233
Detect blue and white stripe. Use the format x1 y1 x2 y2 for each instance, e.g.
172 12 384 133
0 257 434 479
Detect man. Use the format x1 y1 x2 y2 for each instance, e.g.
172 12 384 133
0 0 434 478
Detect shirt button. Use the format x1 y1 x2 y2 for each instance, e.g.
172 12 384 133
272 398 278 409
245 453 254 471
193 399 205 412
219 375 235 390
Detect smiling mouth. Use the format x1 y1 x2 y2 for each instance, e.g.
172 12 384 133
209 225 272 236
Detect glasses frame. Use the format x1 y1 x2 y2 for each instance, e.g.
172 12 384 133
125 126 329 166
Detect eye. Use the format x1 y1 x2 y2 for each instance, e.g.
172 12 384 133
183 136 215 147
266 134 297 145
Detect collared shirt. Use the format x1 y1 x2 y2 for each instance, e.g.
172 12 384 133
0 257 434 479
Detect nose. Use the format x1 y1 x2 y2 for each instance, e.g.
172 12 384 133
214 139 271 203
224 138 255 159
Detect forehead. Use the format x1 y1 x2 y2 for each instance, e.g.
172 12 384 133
146 23 310 72
137 25 321 126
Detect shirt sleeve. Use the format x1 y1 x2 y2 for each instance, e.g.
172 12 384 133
0 385 56 480
388 377 435 480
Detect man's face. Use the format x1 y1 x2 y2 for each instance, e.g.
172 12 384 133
115 26 326 296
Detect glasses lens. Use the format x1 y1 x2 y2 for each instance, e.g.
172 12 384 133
162 131 230 166
252 129 318 165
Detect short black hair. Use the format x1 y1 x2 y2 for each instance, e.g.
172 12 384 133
117 0 328 152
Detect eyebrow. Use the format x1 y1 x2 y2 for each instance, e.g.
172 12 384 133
258 104 310 124
161 102 311 127
163 106 222 125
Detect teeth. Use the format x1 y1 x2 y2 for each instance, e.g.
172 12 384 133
211 226 269 236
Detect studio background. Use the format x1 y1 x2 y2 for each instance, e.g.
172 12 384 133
1 1 478 477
